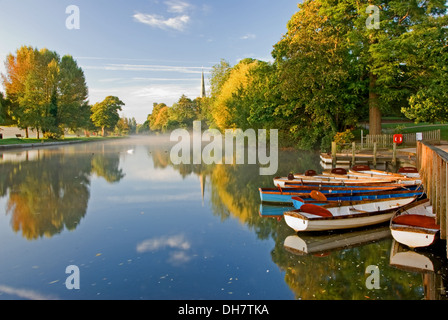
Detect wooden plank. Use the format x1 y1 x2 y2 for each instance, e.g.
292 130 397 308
440 160 447 240
417 142 448 254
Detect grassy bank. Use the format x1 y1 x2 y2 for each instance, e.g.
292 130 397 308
354 119 448 142
0 136 125 146
382 123 448 141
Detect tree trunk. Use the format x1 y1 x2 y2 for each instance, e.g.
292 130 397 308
102 126 105 137
369 73 382 136
25 127 29 138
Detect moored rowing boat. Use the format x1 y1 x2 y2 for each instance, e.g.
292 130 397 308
274 167 421 188
290 189 424 209
390 198 440 248
258 184 414 205
283 196 417 232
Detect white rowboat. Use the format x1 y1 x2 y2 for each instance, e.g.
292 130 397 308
390 199 439 248
284 197 417 232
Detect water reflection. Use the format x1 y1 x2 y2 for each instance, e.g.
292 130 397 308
390 240 448 300
0 137 447 300
0 144 124 240
143 139 447 300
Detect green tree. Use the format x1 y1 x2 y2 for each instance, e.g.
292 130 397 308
57 55 89 131
271 0 447 148
209 59 232 99
0 92 6 123
169 94 198 128
91 96 124 136
349 0 447 134
400 12 448 122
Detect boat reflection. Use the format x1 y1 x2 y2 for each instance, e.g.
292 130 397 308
390 240 448 300
284 226 391 256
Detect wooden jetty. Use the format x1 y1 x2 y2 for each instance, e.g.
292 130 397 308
417 141 448 257
321 141 416 169
323 129 440 169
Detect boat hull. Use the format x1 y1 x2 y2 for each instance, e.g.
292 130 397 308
291 190 424 209
258 186 410 204
284 211 396 232
390 199 439 248
274 177 420 188
284 197 416 232
390 228 438 249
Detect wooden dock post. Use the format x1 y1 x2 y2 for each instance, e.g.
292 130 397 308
373 142 377 168
352 142 356 166
331 141 337 167
417 141 448 258
392 142 397 166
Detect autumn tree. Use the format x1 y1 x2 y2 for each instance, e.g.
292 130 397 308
2 46 89 138
210 58 260 130
91 96 124 136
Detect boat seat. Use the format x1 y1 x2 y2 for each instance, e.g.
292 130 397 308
352 165 370 172
331 168 347 175
393 214 440 230
300 204 333 217
305 169 317 176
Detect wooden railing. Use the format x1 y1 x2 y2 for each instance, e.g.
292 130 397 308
417 141 448 256
365 129 440 148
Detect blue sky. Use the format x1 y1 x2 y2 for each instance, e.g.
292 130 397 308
0 0 300 123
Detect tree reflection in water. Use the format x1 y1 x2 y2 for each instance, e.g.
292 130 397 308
1 144 124 240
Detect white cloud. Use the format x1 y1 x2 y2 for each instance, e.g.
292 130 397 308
136 234 194 264
0 285 58 300
83 63 209 74
165 0 191 13
240 33 256 40
133 13 190 31
136 234 191 253
133 0 193 31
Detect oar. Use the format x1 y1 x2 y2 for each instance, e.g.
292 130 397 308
310 190 328 202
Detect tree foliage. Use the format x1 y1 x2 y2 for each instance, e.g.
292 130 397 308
91 96 124 136
1 46 89 137
144 0 447 149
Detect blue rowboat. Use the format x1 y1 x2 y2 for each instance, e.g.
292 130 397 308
259 204 290 217
291 189 425 209
259 184 422 205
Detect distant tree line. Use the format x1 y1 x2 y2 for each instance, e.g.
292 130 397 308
0 46 130 138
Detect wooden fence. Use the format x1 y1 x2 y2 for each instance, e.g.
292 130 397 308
364 130 440 148
417 141 448 257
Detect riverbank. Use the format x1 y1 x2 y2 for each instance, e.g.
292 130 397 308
0 136 126 151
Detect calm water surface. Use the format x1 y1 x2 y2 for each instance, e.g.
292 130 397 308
0 136 447 300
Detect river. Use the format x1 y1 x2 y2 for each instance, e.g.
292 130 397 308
0 136 446 300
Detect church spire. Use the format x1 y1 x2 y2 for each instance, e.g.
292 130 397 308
201 68 206 98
